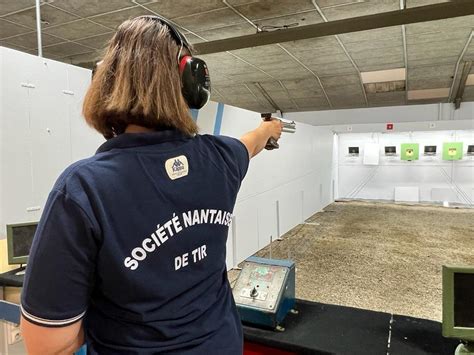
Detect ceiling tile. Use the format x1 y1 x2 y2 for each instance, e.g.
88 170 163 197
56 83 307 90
172 8 246 32
3 4 80 29
299 53 351 66
339 26 402 43
287 88 324 99
144 0 227 19
4 32 64 49
407 98 449 105
226 44 284 63
343 38 403 53
406 15 474 34
327 83 363 96
350 46 404 62
50 0 136 18
310 62 358 76
405 0 449 8
65 50 102 65
293 96 330 109
0 41 29 51
194 23 255 42
407 40 469 62
409 64 454 79
90 6 155 29
358 60 405 72
408 78 453 90
315 0 367 8
462 86 474 101
226 71 274 82
282 77 325 91
264 66 312 80
465 43 474 61
0 19 32 39
273 98 299 110
254 11 324 30
254 58 306 73
367 91 406 105
408 56 458 69
406 28 470 46
321 0 399 21
42 41 92 57
44 19 111 41
214 83 253 96
0 0 34 16
408 64 455 90
207 71 234 85
321 74 362 88
285 43 345 59
233 0 316 21
283 36 340 52
75 31 114 49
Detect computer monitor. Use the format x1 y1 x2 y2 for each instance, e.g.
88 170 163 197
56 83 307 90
6 222 38 265
348 147 359 155
424 145 437 155
442 265 474 352
385 146 396 155
468 145 474 155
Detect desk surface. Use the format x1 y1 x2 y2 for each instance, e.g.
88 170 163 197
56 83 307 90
243 299 459 355
0 268 24 287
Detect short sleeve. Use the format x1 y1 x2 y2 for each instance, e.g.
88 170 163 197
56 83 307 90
211 135 250 182
21 189 99 327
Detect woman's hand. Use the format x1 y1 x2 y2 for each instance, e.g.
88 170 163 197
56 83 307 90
240 117 284 159
261 118 283 141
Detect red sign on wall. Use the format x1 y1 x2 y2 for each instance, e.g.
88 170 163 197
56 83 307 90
386 123 394 130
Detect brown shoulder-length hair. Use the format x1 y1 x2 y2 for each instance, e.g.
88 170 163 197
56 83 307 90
83 16 198 139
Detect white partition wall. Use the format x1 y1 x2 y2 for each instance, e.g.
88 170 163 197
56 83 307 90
1 47 335 270
0 47 105 238
336 130 474 205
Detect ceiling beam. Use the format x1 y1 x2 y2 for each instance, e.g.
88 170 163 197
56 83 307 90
453 61 472 110
194 0 474 55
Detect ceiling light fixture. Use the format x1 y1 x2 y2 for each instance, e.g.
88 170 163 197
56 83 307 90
320 0 365 10
361 68 406 84
466 74 474 86
407 88 450 100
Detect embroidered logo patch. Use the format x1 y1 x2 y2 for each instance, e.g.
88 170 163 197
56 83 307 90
165 155 189 180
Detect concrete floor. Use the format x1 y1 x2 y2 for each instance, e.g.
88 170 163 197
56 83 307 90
229 200 474 321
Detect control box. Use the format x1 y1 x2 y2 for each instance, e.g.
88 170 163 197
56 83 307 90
232 257 296 330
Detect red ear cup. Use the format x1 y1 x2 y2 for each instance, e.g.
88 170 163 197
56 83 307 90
179 56 211 110
179 55 192 75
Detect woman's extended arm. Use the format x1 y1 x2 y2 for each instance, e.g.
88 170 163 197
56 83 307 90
240 119 283 158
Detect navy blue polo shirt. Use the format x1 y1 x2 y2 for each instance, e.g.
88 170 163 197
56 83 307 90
21 130 249 354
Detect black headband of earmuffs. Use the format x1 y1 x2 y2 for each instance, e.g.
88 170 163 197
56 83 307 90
135 15 211 110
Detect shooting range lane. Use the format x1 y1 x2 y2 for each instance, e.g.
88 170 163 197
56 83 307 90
238 200 474 322
243 300 459 355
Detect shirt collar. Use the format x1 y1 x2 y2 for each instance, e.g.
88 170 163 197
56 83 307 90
96 130 192 154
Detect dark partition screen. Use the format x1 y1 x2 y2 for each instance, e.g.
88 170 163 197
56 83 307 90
454 273 474 327
12 224 37 257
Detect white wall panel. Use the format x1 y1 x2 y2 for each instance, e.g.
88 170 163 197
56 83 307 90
0 48 104 237
68 64 105 161
28 59 70 209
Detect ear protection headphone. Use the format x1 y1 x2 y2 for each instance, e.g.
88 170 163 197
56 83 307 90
137 15 211 110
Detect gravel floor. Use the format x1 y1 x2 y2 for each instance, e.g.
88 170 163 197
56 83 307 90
228 200 474 321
